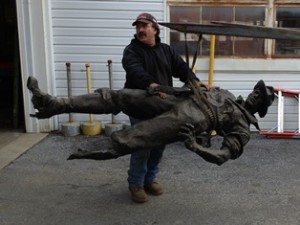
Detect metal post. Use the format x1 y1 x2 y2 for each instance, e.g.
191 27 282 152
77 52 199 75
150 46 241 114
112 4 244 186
85 64 93 123
107 60 115 124
66 62 73 123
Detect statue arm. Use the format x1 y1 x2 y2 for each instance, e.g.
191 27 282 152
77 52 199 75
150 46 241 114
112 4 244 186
179 123 237 166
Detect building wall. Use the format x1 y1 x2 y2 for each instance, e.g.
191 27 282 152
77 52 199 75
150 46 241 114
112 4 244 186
18 0 299 133
50 0 166 128
192 59 300 132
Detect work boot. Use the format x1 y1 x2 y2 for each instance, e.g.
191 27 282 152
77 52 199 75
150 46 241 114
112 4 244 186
144 182 163 195
129 187 148 203
27 76 69 119
27 76 121 119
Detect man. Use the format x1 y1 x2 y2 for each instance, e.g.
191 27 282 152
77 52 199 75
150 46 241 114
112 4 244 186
27 77 274 172
121 13 202 203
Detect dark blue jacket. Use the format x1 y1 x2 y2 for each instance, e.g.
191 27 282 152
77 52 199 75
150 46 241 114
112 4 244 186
122 35 198 90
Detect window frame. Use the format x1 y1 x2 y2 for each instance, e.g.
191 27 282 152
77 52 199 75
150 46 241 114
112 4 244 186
167 1 300 59
272 4 300 58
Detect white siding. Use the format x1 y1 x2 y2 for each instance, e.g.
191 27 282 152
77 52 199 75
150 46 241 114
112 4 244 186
48 0 300 132
50 0 166 127
192 58 300 132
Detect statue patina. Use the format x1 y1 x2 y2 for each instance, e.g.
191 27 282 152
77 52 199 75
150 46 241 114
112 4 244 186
27 76 274 165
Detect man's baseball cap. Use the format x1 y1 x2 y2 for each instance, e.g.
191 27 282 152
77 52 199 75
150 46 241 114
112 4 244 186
132 13 158 26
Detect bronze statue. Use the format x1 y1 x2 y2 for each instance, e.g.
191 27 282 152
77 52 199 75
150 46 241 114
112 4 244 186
27 76 274 165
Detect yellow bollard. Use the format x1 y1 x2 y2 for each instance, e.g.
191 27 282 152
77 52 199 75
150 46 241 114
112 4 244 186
209 35 217 136
208 35 215 88
81 64 102 136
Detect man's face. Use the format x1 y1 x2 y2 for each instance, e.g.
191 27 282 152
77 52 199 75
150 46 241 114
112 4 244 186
245 88 264 111
135 22 157 46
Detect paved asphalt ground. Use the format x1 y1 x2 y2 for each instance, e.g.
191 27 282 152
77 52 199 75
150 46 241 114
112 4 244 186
0 132 300 225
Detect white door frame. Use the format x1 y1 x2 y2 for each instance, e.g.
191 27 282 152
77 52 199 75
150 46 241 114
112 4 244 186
16 0 57 132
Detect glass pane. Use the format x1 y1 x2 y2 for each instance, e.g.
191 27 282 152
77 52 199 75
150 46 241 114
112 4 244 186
169 5 266 57
235 7 265 24
275 7 300 56
234 7 265 57
202 6 234 56
202 6 233 23
170 6 200 23
170 6 201 56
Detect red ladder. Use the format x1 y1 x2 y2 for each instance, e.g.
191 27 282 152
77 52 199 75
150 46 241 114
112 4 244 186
260 89 300 138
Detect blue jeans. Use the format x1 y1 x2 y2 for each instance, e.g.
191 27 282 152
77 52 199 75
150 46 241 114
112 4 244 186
127 117 164 188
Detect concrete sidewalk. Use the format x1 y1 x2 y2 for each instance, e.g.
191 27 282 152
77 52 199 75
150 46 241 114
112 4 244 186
0 132 299 225
0 132 48 170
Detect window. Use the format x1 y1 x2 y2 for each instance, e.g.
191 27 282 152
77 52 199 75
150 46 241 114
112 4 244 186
275 7 300 57
234 7 265 56
170 6 265 57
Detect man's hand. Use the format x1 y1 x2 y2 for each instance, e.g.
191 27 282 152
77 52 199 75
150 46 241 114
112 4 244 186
148 83 167 99
197 81 210 90
148 83 160 88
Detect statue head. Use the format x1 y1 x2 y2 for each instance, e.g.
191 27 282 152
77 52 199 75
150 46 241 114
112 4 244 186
245 80 275 118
